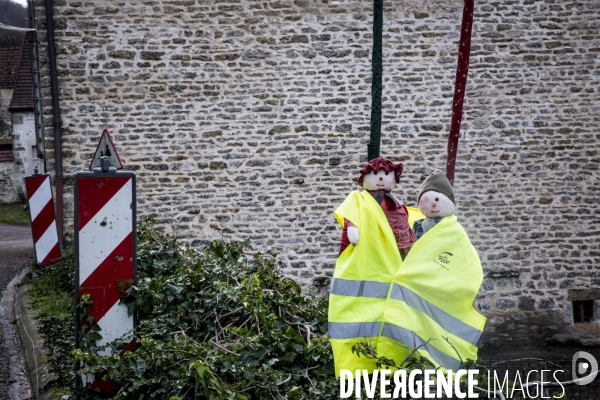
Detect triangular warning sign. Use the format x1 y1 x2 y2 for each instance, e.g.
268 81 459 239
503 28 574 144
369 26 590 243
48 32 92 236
88 129 124 171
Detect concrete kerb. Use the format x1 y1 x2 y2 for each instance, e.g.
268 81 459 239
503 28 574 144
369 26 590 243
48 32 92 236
0 265 34 400
14 282 60 400
1 262 61 400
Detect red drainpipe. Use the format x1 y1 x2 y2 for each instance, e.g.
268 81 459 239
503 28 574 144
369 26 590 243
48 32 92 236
446 0 475 186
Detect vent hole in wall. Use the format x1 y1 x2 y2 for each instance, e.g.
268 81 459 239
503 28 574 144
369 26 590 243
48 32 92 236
573 300 594 323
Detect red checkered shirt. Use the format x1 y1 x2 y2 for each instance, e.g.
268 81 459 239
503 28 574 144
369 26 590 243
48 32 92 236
339 190 417 255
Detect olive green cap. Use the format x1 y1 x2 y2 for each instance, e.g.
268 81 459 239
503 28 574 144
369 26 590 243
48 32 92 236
417 169 455 204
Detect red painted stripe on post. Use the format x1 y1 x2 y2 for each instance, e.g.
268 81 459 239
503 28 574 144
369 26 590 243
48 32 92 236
31 200 55 242
40 243 61 265
77 177 131 230
79 232 134 322
24 175 47 198
123 340 135 354
91 379 119 395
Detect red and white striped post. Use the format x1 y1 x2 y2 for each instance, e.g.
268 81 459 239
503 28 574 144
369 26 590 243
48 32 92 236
75 158 136 392
24 172 61 265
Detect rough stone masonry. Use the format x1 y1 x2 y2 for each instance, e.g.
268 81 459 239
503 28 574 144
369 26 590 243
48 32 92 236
33 0 600 351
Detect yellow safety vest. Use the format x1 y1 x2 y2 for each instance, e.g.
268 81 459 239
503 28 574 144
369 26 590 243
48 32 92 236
329 191 485 376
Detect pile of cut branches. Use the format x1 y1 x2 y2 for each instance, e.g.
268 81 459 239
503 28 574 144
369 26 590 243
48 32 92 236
73 221 336 399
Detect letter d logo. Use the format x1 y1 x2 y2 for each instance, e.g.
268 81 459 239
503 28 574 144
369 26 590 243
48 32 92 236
572 351 598 385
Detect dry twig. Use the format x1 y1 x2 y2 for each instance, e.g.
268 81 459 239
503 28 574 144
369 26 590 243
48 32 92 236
209 339 240 357
442 336 463 364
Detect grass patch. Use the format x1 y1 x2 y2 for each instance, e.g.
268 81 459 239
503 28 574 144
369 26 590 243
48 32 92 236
27 277 72 319
0 202 30 225
25 249 74 319
23 245 75 396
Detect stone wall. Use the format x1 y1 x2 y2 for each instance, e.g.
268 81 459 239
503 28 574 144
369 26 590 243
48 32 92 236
0 88 16 203
0 161 15 204
0 88 12 143
33 0 600 350
12 112 41 195
0 109 39 203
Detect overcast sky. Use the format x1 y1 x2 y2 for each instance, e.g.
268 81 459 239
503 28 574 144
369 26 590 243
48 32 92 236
11 0 28 6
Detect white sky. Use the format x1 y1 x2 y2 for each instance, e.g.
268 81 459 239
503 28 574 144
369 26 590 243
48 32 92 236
11 0 28 6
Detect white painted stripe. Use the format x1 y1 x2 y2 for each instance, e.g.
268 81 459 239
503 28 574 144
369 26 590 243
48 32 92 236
78 179 133 285
29 177 52 220
81 301 133 386
35 221 58 263
95 301 133 356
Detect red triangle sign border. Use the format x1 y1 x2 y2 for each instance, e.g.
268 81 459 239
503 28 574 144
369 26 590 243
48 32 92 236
88 129 124 171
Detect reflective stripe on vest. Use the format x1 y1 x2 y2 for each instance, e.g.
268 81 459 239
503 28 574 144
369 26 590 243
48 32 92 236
328 321 382 339
381 323 461 370
330 278 389 298
331 279 482 346
389 284 482 346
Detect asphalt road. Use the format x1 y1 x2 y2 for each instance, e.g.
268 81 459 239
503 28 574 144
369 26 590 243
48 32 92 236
0 223 35 399
0 224 34 289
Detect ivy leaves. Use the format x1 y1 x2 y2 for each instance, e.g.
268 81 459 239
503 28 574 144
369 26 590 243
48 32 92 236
73 220 337 399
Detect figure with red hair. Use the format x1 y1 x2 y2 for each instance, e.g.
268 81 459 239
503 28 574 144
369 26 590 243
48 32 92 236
338 157 416 259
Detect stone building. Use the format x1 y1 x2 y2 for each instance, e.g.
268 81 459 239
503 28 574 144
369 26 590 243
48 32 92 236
32 0 600 353
0 47 21 202
0 32 41 204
